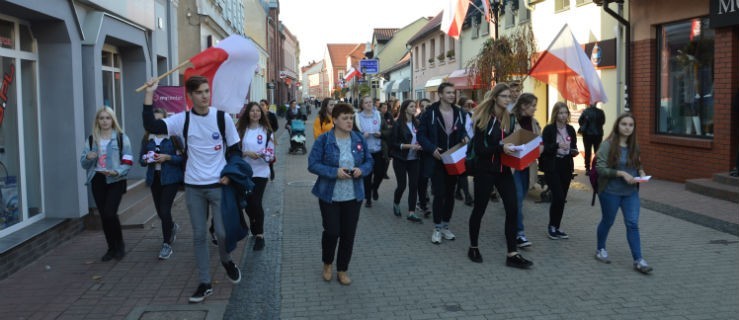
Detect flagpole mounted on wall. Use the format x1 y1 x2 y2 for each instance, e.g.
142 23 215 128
135 60 192 92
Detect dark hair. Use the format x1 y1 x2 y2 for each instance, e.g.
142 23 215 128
319 98 334 124
606 113 640 169
457 96 469 107
420 98 431 104
260 99 269 106
332 103 355 118
185 76 209 93
396 100 416 124
437 82 454 94
511 93 538 118
236 102 273 139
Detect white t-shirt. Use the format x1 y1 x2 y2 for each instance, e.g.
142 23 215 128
95 138 111 172
163 107 240 185
241 126 274 179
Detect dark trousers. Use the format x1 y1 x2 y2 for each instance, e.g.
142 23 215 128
431 165 458 225
245 177 269 235
456 174 471 197
583 135 603 171
545 157 574 229
150 171 179 244
393 159 419 211
319 200 361 271
418 176 430 208
363 152 385 200
91 173 126 253
469 170 518 252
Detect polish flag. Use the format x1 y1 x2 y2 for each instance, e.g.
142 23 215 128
441 0 469 39
184 35 260 113
529 24 608 105
344 66 361 82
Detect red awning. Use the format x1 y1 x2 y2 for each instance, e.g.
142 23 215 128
447 69 482 90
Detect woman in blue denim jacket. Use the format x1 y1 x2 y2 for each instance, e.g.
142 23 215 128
139 108 185 260
308 103 373 286
80 107 133 262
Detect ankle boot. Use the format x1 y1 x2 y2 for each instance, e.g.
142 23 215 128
337 271 352 285
322 264 332 281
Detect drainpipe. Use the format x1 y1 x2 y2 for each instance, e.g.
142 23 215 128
598 0 630 111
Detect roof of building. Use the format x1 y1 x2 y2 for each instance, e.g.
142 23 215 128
373 28 399 43
406 11 443 45
326 43 363 67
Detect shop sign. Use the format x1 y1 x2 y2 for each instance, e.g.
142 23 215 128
583 38 617 69
710 0 739 28
0 63 15 126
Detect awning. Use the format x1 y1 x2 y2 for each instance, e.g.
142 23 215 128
393 78 410 92
425 75 447 92
447 69 483 90
383 80 395 92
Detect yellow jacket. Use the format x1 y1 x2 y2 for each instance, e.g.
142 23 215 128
313 116 333 139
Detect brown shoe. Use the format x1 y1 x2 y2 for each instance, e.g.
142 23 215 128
337 271 352 285
322 264 332 281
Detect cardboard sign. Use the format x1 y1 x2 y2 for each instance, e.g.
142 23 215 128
501 130 542 171
153 86 187 114
441 143 467 175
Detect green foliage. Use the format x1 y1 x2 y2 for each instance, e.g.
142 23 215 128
466 25 537 88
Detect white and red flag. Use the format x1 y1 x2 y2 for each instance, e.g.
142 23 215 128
344 66 361 82
529 24 608 105
184 35 259 113
440 0 469 39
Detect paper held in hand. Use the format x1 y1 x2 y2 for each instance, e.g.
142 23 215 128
501 130 543 171
634 176 652 183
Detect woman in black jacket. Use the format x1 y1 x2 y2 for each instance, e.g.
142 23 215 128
390 100 423 223
540 102 579 240
467 84 532 269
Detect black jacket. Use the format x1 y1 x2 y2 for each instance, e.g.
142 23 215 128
539 124 578 173
390 120 419 160
417 102 468 177
578 107 605 136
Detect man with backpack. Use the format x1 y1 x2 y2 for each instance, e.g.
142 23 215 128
578 103 606 176
142 76 243 303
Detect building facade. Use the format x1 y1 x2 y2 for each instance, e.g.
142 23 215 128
408 12 460 102
279 24 300 104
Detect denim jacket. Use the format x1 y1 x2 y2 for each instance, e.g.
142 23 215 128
308 129 374 203
138 136 185 186
80 131 133 185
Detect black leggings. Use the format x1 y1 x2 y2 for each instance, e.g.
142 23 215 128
150 171 179 244
431 165 458 225
545 157 574 229
392 159 419 211
245 177 268 236
91 173 126 252
319 200 361 271
469 170 518 252
364 152 386 199
583 135 602 171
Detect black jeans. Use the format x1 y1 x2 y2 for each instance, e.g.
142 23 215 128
319 199 361 271
431 164 458 226
91 173 126 253
392 158 419 211
456 174 471 197
245 177 269 236
150 171 179 244
545 157 574 229
469 170 518 252
363 152 385 200
583 135 603 171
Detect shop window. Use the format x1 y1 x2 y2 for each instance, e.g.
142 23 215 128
101 47 124 129
657 17 714 137
19 24 33 52
0 19 14 50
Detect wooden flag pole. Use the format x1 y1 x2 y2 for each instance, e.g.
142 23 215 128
135 59 191 92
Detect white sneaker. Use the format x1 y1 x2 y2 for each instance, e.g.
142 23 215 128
431 229 442 244
440 228 455 240
595 248 610 264
634 258 653 274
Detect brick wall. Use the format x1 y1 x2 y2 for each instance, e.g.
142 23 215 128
0 219 85 280
631 27 738 182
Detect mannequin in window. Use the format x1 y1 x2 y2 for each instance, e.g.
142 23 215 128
676 50 701 135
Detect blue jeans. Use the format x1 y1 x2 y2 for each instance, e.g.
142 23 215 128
597 191 642 261
512 169 530 236
186 186 232 284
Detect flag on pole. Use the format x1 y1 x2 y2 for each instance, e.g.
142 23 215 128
440 0 469 39
481 0 491 22
184 35 260 113
528 24 608 105
344 66 361 82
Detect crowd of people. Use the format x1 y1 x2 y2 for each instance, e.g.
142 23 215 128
78 76 652 303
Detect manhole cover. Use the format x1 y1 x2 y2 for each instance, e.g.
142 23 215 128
287 180 314 187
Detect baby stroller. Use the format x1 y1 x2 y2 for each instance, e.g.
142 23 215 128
289 119 307 154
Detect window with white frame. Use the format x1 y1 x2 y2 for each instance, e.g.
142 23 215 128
101 45 124 130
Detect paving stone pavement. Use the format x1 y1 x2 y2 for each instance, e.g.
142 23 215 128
276 113 739 320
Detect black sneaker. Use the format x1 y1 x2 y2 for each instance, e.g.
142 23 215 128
189 283 213 303
464 196 474 207
253 237 265 251
222 261 241 284
406 214 422 223
506 253 533 269
101 249 115 262
468 247 483 263
365 200 372 208
516 236 532 248
372 189 379 201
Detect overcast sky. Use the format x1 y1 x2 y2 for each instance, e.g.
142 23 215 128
279 0 450 65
